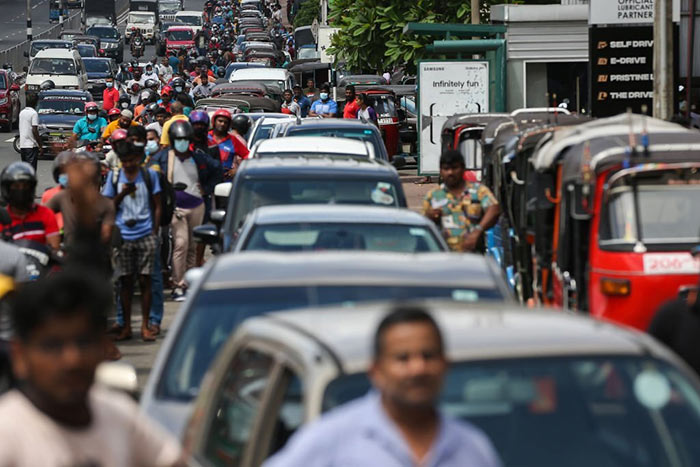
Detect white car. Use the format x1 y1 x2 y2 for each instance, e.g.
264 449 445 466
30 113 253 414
248 136 378 161
25 49 88 93
125 11 157 42
174 10 203 34
228 67 294 91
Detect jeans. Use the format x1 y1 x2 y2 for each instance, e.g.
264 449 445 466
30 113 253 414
19 147 38 172
115 237 164 326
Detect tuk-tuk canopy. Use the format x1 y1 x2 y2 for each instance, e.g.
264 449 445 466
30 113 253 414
338 75 386 87
211 82 268 98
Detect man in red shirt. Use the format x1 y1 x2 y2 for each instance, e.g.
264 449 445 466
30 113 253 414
0 162 59 251
343 85 360 119
207 110 250 180
102 77 121 112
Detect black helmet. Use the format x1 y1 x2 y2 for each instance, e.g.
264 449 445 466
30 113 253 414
171 77 186 93
146 102 158 113
216 67 225 78
40 80 55 91
145 78 158 90
168 119 194 143
231 114 251 135
1 162 37 205
118 93 131 109
52 151 73 183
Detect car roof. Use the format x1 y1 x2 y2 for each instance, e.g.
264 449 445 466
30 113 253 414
249 205 432 226
39 90 91 98
203 252 504 291
230 68 289 79
33 49 77 59
243 302 676 374
176 10 201 15
32 39 72 44
238 156 397 177
287 119 380 130
167 25 194 31
254 136 370 156
82 57 111 62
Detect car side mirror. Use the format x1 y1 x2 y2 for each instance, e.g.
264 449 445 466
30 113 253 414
95 361 138 397
210 209 225 225
10 84 19 92
193 223 219 245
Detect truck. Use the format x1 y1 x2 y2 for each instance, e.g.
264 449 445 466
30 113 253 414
83 0 128 27
125 0 159 43
158 0 183 22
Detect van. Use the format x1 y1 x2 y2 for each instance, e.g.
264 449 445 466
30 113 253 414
24 49 88 95
174 10 202 33
228 67 294 92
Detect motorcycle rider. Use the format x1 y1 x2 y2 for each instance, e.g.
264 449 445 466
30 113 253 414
208 110 249 181
130 27 146 58
126 67 146 107
0 163 60 252
68 102 107 149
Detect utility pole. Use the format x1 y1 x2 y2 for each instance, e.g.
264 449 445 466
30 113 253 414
59 0 65 29
471 0 480 25
653 0 674 120
26 0 32 42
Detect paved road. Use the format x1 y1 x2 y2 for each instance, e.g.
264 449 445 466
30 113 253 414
0 0 74 49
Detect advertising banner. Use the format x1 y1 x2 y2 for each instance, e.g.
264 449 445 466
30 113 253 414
589 0 680 25
418 61 489 175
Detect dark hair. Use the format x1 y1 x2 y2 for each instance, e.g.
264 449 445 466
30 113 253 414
146 128 159 138
292 84 302 91
346 84 356 95
176 93 194 107
320 83 331 92
373 306 444 359
357 93 367 105
127 125 146 141
155 106 169 116
25 93 38 108
440 149 465 169
283 88 293 95
11 269 111 340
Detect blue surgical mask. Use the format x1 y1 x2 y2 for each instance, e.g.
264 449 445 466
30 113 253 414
105 81 113 88
145 140 159 155
87 113 97 121
173 139 189 153
183 106 192 116
58 173 68 188
320 92 329 100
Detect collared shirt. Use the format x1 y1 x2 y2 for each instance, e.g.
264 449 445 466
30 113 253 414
422 182 498 252
102 87 121 111
310 98 338 116
159 114 190 147
264 391 500 467
2 204 59 245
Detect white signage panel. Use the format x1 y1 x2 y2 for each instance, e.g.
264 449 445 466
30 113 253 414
418 61 489 175
589 0 681 25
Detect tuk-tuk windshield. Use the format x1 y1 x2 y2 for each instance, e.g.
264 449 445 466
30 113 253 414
600 176 700 248
371 94 396 117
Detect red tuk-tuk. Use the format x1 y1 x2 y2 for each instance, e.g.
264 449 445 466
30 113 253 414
530 114 700 330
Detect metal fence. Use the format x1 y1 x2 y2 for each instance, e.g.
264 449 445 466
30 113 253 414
0 11 82 74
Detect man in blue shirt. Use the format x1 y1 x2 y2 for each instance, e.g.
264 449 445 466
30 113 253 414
265 307 501 467
102 146 162 342
292 85 311 118
69 102 107 148
309 84 338 118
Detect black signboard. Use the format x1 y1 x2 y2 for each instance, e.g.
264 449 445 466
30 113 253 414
589 26 654 117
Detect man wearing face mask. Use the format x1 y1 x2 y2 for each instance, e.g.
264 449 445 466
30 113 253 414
102 109 137 142
40 151 73 234
159 101 189 148
103 129 130 171
0 162 60 252
309 84 338 118
68 102 107 149
102 77 121 112
126 68 146 107
170 77 186 97
149 120 221 301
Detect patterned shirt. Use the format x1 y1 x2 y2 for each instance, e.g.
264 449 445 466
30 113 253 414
422 182 498 252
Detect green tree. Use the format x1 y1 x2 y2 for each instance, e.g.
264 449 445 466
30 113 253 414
293 0 321 28
326 0 502 74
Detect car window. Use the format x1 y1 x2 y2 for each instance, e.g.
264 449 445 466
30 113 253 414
231 178 402 230
243 223 443 253
0 75 6 89
265 369 304 458
29 58 76 76
84 60 110 73
87 27 118 39
203 348 274 467
38 96 86 114
167 29 193 41
323 357 700 467
285 127 386 159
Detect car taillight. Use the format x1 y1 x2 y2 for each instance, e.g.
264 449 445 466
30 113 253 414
600 278 631 296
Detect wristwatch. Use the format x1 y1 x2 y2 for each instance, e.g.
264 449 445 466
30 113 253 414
473 224 484 232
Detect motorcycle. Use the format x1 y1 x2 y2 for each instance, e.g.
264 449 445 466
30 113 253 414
130 36 145 59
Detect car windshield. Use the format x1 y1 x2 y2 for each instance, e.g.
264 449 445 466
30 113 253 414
297 47 319 59
37 97 85 115
30 42 71 56
84 60 110 73
87 27 118 39
371 95 396 116
243 223 442 252
231 178 401 230
600 171 700 249
29 58 76 76
158 285 503 401
167 29 193 41
160 2 179 12
77 45 95 57
176 15 202 26
129 13 154 23
287 127 383 155
323 357 700 467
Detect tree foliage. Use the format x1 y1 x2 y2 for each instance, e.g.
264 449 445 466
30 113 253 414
293 0 321 28
326 0 501 74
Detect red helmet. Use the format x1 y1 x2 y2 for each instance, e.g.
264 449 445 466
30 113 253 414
108 108 121 117
110 129 128 144
84 102 98 112
161 85 173 96
212 108 232 122
131 27 138 32
131 83 140 92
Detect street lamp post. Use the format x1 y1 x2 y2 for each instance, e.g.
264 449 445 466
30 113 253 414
26 0 32 42
653 0 674 119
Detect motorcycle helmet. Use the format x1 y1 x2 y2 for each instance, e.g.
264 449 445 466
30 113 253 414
130 82 141 93
0 162 37 209
110 128 128 145
144 78 157 90
230 114 251 135
108 107 121 118
161 85 173 98
171 77 186 94
189 110 210 126
84 101 99 113
216 67 225 79
40 80 55 91
168 119 194 143
146 102 158 113
52 151 73 184
110 128 130 157
212 108 232 122
118 94 131 109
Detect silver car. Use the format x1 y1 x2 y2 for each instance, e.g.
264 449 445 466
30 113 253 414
140 252 512 437
232 205 448 253
184 302 700 467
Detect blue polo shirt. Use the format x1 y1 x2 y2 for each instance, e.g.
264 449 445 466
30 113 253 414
73 116 107 142
310 98 338 116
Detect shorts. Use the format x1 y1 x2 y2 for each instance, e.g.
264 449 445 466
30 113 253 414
117 234 157 277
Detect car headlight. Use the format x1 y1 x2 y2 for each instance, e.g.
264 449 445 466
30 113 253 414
26 85 39 91
0 98 8 105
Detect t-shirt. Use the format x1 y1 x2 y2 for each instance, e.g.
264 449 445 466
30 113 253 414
172 155 204 209
102 119 138 141
18 107 39 149
310 99 338 116
102 169 161 241
208 131 249 175
1 204 59 245
159 114 190 147
126 77 147 105
0 387 181 466
102 87 121 111
146 121 163 136
343 100 360 119
46 190 115 246
73 117 107 142
281 100 301 117
40 185 64 231
168 56 180 70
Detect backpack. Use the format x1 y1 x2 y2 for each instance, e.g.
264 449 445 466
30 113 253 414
111 162 176 227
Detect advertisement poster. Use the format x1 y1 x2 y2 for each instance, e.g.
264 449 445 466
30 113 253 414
418 61 489 175
588 0 680 25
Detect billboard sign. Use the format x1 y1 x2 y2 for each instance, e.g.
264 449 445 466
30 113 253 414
589 0 680 25
418 61 489 175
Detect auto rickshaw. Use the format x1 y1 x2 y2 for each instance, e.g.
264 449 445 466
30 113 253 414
530 113 700 330
289 62 333 89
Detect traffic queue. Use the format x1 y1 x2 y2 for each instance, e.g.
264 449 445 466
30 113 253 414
0 0 698 465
